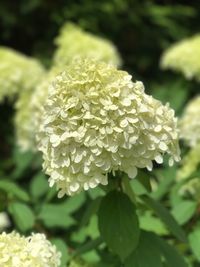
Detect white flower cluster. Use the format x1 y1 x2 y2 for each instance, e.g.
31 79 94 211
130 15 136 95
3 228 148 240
179 96 200 147
14 68 60 151
0 46 45 103
38 59 180 197
161 35 200 81
0 231 61 267
53 22 121 68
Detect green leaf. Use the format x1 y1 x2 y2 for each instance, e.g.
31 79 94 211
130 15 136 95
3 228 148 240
98 190 140 261
136 171 152 193
71 215 100 244
82 250 100 263
86 215 100 239
0 180 29 202
189 228 200 261
30 172 49 199
157 236 188 267
130 179 148 196
51 238 68 267
38 203 75 228
141 195 187 242
87 187 105 199
75 237 103 256
171 200 197 225
139 211 168 235
11 148 34 180
8 202 35 232
125 231 163 267
81 197 102 226
62 193 86 214
151 80 188 114
151 167 176 200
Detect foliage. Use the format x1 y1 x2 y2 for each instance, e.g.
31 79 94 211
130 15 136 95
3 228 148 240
1 1 200 267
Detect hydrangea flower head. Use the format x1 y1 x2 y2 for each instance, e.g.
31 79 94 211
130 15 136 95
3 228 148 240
0 46 45 103
161 35 200 81
38 59 180 197
53 22 121 67
15 67 60 151
179 96 200 147
0 231 61 267
177 143 200 180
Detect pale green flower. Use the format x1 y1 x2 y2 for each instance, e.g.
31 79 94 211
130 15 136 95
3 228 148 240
179 96 200 147
161 35 200 81
177 143 200 180
179 177 200 201
0 46 45 103
0 231 61 267
14 67 60 151
38 59 180 197
53 22 121 67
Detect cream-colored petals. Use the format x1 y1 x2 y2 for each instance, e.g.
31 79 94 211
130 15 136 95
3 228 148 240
53 22 121 68
179 96 200 147
3 46 46 151
161 35 200 81
14 67 61 152
0 46 44 103
38 59 180 197
0 232 61 267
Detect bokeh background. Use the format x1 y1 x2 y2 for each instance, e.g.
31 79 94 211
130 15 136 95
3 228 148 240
1 1 200 267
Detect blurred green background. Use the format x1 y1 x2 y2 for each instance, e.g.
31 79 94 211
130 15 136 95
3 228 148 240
0 0 199 81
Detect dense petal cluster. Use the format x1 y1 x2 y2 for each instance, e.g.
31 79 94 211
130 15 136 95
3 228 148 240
53 23 121 67
0 231 61 267
179 96 200 147
14 68 60 151
38 59 180 197
0 212 10 232
160 35 200 81
0 46 45 103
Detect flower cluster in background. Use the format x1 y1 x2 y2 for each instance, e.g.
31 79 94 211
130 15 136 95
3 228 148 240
38 58 180 197
53 23 122 68
161 35 200 81
179 177 200 201
178 143 200 180
0 46 45 103
179 95 200 147
14 67 62 152
177 96 200 201
0 232 61 266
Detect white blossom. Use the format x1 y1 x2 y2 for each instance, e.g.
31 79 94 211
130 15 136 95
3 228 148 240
38 59 180 196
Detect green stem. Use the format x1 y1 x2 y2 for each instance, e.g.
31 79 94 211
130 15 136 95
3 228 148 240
121 175 137 204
